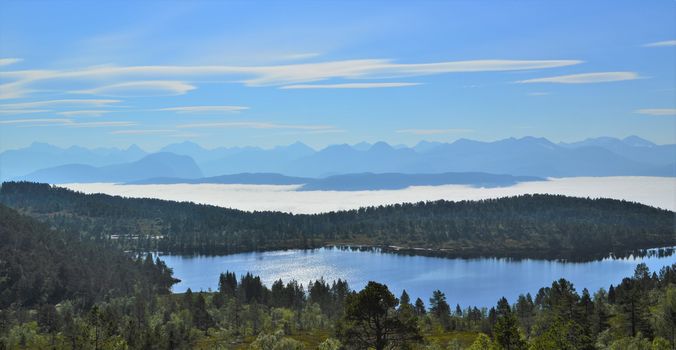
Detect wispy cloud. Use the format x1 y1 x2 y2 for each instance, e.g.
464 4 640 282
278 52 321 61
159 106 249 113
177 121 336 130
75 81 196 96
280 82 421 89
291 128 347 134
644 40 676 47
0 99 121 109
111 129 174 135
0 58 22 66
1 58 582 98
396 128 473 135
57 110 110 117
0 118 72 125
69 121 136 128
635 108 676 116
0 118 135 127
273 128 347 136
307 128 346 134
517 72 639 84
0 109 49 115
168 132 202 138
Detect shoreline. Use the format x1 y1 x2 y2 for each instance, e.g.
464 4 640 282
150 244 676 264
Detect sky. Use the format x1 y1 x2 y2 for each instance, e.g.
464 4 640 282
0 0 674 151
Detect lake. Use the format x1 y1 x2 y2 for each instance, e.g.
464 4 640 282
64 176 676 306
161 247 675 308
62 176 676 213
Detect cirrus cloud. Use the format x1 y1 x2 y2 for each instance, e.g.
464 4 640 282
517 72 639 84
635 108 676 116
0 118 72 125
57 110 110 117
644 40 676 47
0 109 49 115
1 58 582 99
280 82 421 89
0 118 135 127
177 121 336 131
111 129 174 135
0 99 120 109
159 106 249 113
0 58 22 66
75 81 196 97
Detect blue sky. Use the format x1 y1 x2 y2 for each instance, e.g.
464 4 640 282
0 0 674 151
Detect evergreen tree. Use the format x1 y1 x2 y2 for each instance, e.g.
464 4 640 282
338 282 422 350
414 298 426 316
400 290 411 307
429 290 452 329
493 297 526 350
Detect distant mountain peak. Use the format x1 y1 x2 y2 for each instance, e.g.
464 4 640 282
287 141 314 150
160 141 206 154
176 140 201 147
413 140 443 153
289 140 307 146
127 144 145 152
518 136 554 143
352 142 372 151
28 142 60 152
622 135 655 147
369 141 394 152
321 143 353 152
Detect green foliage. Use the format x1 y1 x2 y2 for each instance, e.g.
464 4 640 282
316 337 341 350
468 333 495 350
493 298 527 350
430 290 453 330
651 284 676 348
250 330 304 350
1 184 675 350
2 181 674 260
338 281 422 350
529 319 587 350
0 204 176 309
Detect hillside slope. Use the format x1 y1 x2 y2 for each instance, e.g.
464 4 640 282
1 181 673 260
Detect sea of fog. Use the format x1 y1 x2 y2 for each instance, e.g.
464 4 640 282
61 176 675 213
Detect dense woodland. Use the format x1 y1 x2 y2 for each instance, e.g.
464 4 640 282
1 203 675 349
1 182 674 260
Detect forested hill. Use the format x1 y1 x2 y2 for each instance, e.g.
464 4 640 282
1 181 674 260
0 204 177 309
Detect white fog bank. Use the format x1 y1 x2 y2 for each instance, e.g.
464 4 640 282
60 176 675 214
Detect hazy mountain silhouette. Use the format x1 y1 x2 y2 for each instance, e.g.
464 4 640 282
0 142 146 181
283 142 419 177
3 136 674 181
18 153 202 183
198 141 315 175
129 173 311 185
559 136 676 166
279 137 673 177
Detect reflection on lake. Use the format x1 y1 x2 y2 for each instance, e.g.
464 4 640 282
161 247 675 307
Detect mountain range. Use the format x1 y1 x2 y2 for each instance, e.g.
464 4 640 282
2 135 674 184
17 153 202 184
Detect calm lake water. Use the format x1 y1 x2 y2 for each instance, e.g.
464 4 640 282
161 247 675 308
